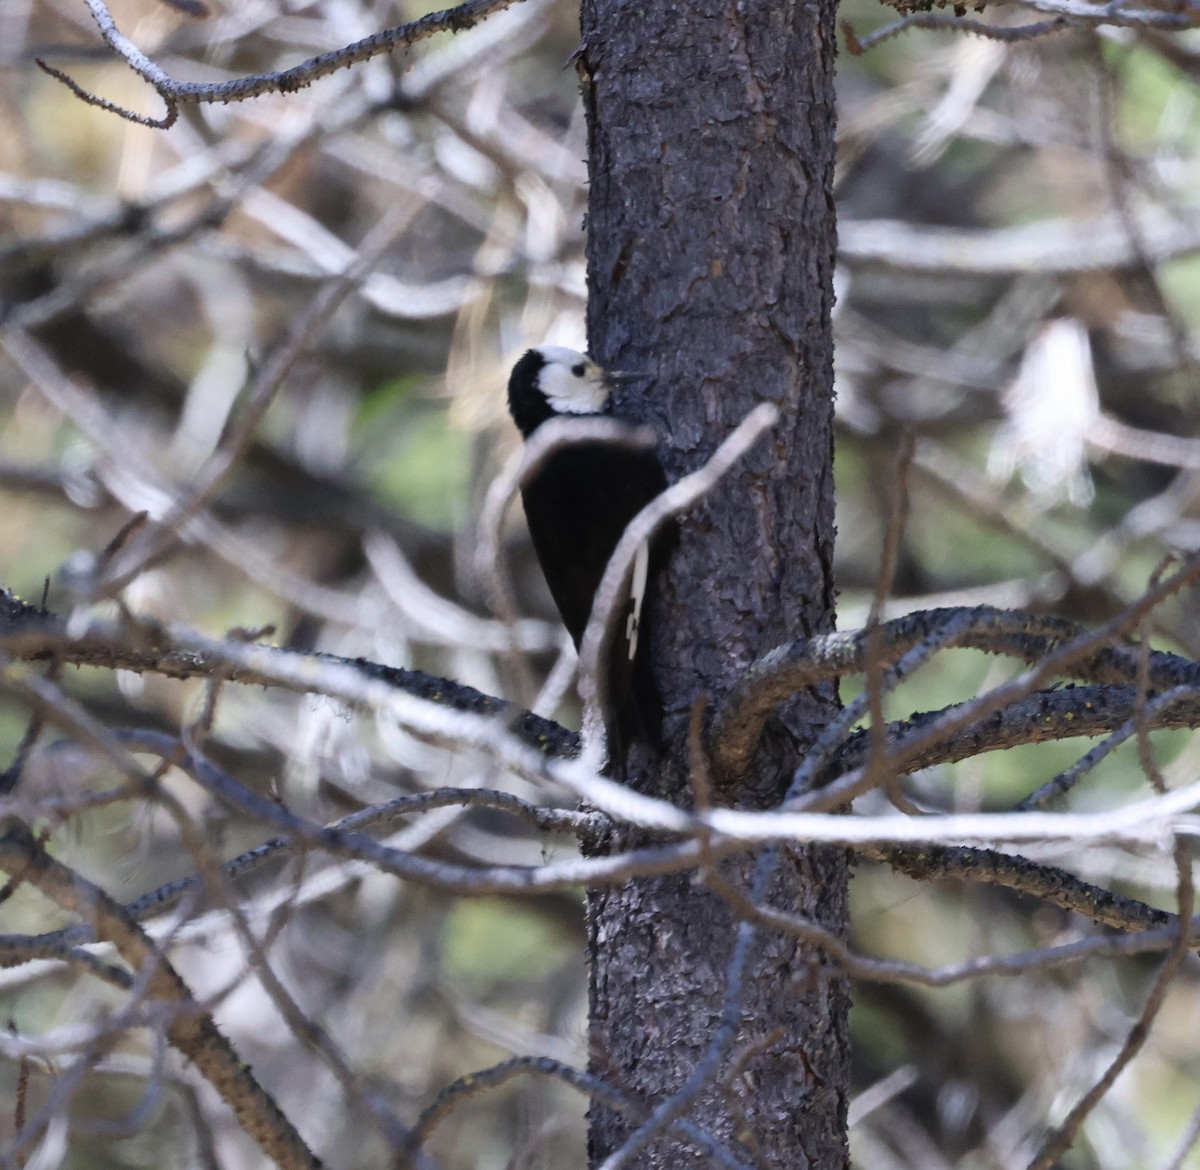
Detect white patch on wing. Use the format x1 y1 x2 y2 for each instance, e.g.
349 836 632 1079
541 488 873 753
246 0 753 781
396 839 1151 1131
625 539 649 662
535 346 610 415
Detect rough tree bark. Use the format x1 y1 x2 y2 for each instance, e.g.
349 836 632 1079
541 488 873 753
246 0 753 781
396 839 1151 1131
580 0 847 1166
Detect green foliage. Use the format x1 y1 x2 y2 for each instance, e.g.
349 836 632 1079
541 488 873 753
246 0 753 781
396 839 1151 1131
442 896 576 990
361 382 470 530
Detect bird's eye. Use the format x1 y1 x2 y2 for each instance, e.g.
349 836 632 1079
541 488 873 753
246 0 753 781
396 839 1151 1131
571 363 586 377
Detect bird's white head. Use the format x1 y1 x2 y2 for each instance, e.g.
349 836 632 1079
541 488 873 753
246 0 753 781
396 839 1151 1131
533 346 611 415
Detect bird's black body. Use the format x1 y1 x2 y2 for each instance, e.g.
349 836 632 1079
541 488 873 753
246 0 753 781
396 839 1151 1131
507 346 671 761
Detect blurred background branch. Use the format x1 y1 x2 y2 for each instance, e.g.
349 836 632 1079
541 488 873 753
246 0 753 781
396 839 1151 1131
5 0 1200 1166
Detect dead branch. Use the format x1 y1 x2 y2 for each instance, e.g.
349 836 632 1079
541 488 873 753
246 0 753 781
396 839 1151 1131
38 0 527 128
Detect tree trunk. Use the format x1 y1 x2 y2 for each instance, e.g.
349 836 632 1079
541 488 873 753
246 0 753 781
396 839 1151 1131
580 0 846 1165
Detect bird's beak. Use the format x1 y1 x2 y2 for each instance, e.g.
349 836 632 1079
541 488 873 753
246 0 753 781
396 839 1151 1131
604 369 650 384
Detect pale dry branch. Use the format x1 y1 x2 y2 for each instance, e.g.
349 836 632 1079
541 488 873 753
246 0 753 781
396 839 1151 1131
364 531 558 654
0 601 579 759
576 402 779 758
848 1067 921 1128
9 600 1200 857
1026 845 1194 1170
39 0 527 128
9 590 1200 808
0 660 704 890
840 206 1200 277
1089 413 1200 471
90 201 428 599
704 775 1200 848
0 329 376 625
11 590 1200 864
95 749 601 928
0 822 323 1170
475 414 658 629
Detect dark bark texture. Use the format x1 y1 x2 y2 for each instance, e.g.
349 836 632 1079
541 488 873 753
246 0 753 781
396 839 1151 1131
580 0 848 1165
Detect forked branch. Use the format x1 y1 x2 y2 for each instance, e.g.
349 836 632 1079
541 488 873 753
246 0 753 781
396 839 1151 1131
38 0 526 128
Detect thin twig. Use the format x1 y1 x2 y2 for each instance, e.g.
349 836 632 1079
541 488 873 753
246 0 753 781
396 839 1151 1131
0 823 324 1170
408 1055 752 1170
1025 844 1194 1170
94 202 424 598
864 432 919 811
576 403 779 758
39 0 527 127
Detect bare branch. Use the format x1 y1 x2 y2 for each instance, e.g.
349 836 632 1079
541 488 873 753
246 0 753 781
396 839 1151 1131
845 13 1070 53
0 600 579 760
410 1055 753 1170
828 684 1200 791
91 202 427 598
39 0 526 126
716 555 1200 781
863 837 1197 934
840 206 1200 277
576 402 780 759
475 414 658 628
706 864 1188 986
1026 844 1194 1170
0 822 324 1170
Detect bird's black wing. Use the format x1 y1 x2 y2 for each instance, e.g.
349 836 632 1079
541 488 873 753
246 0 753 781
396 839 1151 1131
520 441 671 758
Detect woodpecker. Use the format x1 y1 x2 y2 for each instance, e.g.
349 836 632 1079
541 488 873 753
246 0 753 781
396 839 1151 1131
506 345 671 761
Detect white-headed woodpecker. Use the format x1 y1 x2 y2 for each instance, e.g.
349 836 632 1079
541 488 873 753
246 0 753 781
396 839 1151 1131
506 345 671 761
